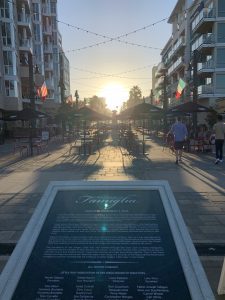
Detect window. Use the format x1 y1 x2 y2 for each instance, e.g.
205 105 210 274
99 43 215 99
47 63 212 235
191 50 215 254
50 2 56 13
1 22 11 46
217 48 225 68
33 3 40 21
52 16 57 30
5 80 15 97
217 23 225 43
34 45 42 62
218 0 225 17
216 74 225 89
3 51 13 75
0 0 10 18
33 24 41 41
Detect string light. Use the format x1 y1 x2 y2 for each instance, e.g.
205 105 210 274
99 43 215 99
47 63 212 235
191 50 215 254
6 0 203 54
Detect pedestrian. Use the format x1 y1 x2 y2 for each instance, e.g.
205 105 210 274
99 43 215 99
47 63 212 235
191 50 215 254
213 114 225 164
168 117 188 164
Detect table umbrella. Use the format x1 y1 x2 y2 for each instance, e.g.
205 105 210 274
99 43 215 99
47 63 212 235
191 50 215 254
74 106 108 155
3 108 49 121
119 103 162 154
166 102 213 114
119 102 162 120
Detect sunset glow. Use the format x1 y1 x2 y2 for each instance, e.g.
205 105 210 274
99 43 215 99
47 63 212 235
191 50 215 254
99 83 129 111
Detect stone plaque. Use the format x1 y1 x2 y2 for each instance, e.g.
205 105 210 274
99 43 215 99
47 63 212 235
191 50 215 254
0 181 214 300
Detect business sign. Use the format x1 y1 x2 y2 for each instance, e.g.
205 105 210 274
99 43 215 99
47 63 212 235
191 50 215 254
0 181 214 299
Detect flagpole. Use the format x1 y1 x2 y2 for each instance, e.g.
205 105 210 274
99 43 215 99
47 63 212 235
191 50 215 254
192 49 199 138
163 72 168 133
28 52 35 156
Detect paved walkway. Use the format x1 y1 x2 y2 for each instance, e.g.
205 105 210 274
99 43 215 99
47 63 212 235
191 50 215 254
0 130 225 299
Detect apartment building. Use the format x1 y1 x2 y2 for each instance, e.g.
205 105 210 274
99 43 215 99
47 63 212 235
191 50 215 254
190 0 225 110
0 0 70 119
152 0 225 113
152 0 192 108
58 32 70 99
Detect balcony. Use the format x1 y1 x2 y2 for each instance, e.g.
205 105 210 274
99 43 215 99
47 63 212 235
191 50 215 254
42 5 51 16
154 77 164 90
43 26 52 35
168 57 184 75
44 44 53 53
19 38 31 51
198 84 213 96
17 13 30 25
45 62 53 70
191 33 215 52
168 36 185 61
46 79 54 89
168 81 179 94
155 63 166 78
197 59 214 73
191 9 215 33
20 65 29 78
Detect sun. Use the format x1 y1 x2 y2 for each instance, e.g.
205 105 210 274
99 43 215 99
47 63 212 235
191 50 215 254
99 83 129 111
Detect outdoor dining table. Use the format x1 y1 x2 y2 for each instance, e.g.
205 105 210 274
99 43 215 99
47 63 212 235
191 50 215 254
13 137 43 156
79 136 94 155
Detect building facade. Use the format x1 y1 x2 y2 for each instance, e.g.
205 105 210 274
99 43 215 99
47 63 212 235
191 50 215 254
152 0 225 113
190 0 225 110
152 0 192 108
0 0 70 119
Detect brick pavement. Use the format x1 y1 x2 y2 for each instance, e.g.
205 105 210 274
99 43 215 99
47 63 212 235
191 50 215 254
0 131 225 298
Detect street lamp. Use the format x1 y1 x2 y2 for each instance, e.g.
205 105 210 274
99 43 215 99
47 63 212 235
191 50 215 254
150 89 154 105
58 77 66 139
188 49 201 137
74 90 79 109
162 71 168 132
28 52 43 155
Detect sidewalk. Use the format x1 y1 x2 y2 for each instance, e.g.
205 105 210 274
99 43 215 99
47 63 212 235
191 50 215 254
0 132 225 299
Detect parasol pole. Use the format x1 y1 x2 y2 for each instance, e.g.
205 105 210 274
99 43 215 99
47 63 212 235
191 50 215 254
142 119 145 155
83 119 86 155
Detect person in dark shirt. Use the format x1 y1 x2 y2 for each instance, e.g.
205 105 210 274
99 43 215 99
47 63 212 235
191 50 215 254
168 117 188 164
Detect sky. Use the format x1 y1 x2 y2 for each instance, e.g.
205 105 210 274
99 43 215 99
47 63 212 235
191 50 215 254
57 0 176 110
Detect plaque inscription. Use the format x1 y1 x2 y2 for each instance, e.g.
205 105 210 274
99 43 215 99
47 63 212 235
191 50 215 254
12 190 192 299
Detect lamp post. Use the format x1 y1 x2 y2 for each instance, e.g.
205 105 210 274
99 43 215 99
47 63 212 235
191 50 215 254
162 72 168 132
150 89 154 105
74 90 80 136
75 90 79 109
58 77 66 139
192 49 199 137
28 52 42 155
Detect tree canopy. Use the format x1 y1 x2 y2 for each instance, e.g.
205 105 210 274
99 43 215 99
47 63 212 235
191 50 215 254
127 86 142 108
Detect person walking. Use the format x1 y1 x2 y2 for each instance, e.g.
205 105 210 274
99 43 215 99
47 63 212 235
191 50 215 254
168 117 188 164
213 114 225 164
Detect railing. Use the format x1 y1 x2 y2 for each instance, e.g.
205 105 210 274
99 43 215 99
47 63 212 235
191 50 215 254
19 38 31 48
43 26 52 34
197 59 214 71
45 62 53 69
191 33 215 51
191 8 215 31
168 57 183 75
46 79 54 87
198 84 213 95
4 65 14 75
155 63 166 78
18 13 30 24
168 36 185 60
154 77 164 89
169 81 179 93
42 5 51 15
44 44 53 52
